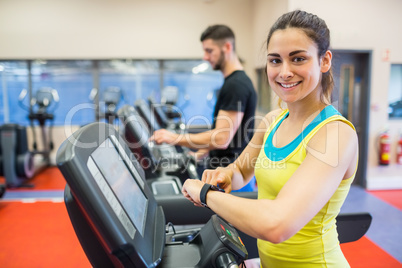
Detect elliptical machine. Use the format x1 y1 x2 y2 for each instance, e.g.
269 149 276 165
0 87 59 188
90 86 124 125
22 87 59 158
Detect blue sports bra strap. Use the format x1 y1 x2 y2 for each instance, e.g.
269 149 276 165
264 105 342 161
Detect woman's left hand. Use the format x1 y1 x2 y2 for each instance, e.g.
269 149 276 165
181 179 205 207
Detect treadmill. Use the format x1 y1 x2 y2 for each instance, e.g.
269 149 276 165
58 122 248 267
135 98 186 133
118 105 198 184
147 96 185 131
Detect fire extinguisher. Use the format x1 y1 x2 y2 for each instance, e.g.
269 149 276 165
379 130 391 166
397 133 402 165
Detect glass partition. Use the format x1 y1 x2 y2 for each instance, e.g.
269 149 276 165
99 59 160 107
31 60 94 126
163 60 223 126
388 64 402 119
0 61 29 125
0 59 223 127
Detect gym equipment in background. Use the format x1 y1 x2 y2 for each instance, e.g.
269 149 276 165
90 86 124 125
149 86 216 134
0 124 35 188
0 88 59 188
148 87 186 131
161 86 182 122
0 183 5 198
148 96 184 131
134 98 163 133
19 87 59 158
137 86 190 133
117 105 198 185
58 122 248 268
0 135 5 197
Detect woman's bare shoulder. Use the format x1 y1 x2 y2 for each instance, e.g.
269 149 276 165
307 120 358 170
259 109 284 127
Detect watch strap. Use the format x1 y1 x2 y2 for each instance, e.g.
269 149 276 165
200 183 211 207
200 184 225 207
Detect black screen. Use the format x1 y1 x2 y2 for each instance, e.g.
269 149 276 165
90 137 148 236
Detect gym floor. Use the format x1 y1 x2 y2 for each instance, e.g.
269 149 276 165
0 167 401 267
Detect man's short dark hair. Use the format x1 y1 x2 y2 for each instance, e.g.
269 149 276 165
200 25 236 51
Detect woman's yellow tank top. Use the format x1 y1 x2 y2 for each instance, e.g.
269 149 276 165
254 105 355 267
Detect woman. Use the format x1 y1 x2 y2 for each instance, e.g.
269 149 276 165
182 10 358 267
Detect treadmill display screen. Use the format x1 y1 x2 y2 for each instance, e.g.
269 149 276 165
88 137 148 238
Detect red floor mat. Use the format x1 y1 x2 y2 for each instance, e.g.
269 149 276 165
1 201 401 267
341 236 402 267
368 190 402 210
6 167 67 191
0 201 90 268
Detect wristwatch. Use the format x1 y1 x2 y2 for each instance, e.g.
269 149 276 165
200 183 225 208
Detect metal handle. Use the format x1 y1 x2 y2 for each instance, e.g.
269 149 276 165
215 252 239 268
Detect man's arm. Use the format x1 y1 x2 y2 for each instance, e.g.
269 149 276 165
149 110 244 151
189 148 210 162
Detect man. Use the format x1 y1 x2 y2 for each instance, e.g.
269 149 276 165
150 25 257 173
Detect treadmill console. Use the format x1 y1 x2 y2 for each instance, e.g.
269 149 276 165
211 215 248 259
88 136 148 238
58 122 247 268
58 123 165 267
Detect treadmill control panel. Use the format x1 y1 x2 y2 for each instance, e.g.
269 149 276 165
212 216 248 259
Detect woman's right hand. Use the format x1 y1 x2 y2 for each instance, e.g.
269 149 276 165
201 167 233 193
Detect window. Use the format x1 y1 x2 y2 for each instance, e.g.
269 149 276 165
389 64 402 119
0 59 223 127
0 61 29 125
99 60 160 107
163 60 223 125
31 60 94 126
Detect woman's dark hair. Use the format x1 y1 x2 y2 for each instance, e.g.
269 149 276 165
267 10 333 104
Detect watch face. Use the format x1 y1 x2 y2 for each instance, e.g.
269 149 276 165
210 185 225 192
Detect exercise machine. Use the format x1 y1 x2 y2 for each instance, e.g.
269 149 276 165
0 183 5 198
161 86 184 123
101 87 123 125
134 99 163 133
148 94 185 131
117 105 198 184
0 137 6 196
20 87 59 158
0 87 59 188
136 89 187 133
0 124 35 187
58 122 248 267
148 96 182 131
90 86 124 125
